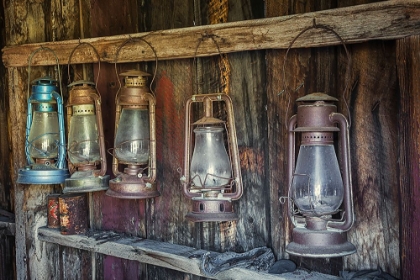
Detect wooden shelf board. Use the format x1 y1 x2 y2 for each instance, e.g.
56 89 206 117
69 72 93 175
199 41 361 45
38 227 340 280
3 0 420 67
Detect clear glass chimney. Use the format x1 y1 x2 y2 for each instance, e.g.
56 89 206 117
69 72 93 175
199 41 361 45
114 108 150 164
68 104 100 164
190 126 232 188
292 144 344 216
28 107 59 160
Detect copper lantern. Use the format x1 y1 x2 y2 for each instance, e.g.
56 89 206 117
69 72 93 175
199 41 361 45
181 93 243 222
63 80 109 193
286 92 356 258
106 70 160 199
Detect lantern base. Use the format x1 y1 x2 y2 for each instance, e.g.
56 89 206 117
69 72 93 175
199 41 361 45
185 199 238 222
63 171 109 193
106 175 160 199
286 227 356 258
17 167 70 185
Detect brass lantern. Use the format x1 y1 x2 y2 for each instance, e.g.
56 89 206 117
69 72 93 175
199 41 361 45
181 93 243 222
63 80 109 193
286 92 356 258
106 70 160 199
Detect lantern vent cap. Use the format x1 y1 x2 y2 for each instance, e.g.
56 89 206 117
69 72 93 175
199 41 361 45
296 92 338 102
32 76 57 85
193 116 225 126
119 69 151 78
68 80 96 88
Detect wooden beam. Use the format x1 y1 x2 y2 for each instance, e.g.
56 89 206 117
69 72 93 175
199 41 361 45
2 0 420 67
38 227 340 280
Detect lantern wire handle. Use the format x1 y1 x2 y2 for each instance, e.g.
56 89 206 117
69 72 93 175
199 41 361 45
113 36 158 100
27 46 63 100
192 33 226 95
67 41 101 92
281 19 352 128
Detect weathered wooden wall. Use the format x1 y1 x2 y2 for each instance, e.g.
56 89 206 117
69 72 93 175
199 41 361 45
396 35 420 280
2 0 418 279
0 1 15 280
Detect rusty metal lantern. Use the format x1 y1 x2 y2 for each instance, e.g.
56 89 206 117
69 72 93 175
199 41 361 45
63 42 109 193
181 93 243 222
286 92 356 258
63 80 109 193
106 70 160 199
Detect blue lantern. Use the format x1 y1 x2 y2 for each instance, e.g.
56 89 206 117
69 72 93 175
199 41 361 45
17 77 69 184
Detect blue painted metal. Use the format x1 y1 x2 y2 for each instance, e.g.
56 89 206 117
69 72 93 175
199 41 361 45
17 77 69 185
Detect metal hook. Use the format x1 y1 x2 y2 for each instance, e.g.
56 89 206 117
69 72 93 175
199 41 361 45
67 41 102 93
113 35 159 99
281 21 352 129
27 46 63 100
192 33 226 95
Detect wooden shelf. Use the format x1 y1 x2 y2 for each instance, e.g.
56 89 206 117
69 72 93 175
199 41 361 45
2 0 420 67
38 227 340 280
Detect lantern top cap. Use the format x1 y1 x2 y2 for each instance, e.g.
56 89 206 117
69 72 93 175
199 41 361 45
68 80 96 88
296 92 338 102
32 76 57 85
193 116 225 126
119 69 151 78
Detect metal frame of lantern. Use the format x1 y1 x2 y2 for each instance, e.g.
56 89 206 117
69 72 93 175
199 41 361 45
181 93 243 222
17 48 69 185
286 92 356 258
63 80 109 193
106 70 160 199
63 43 109 193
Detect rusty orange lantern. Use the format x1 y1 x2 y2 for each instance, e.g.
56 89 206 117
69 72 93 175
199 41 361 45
106 70 160 199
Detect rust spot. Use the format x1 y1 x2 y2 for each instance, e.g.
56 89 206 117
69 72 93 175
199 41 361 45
239 147 264 175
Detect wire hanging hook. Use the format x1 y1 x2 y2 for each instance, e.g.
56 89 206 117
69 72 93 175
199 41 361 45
67 41 102 91
27 46 63 100
281 21 352 128
113 36 158 99
192 33 227 95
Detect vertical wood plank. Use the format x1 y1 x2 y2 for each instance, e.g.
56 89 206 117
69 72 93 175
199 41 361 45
339 39 400 280
89 0 145 279
0 4 14 280
396 35 420 280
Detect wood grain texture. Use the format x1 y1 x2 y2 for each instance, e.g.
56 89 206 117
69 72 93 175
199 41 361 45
3 0 420 67
0 4 13 278
396 35 420 280
38 227 342 280
339 41 400 277
2 0 412 278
